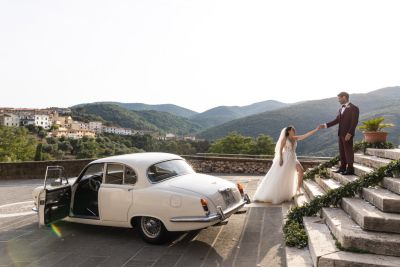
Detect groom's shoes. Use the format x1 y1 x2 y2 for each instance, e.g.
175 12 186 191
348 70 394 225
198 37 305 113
334 168 346 174
343 169 355 175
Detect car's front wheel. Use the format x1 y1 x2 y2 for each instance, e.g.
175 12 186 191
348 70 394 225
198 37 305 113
138 216 169 244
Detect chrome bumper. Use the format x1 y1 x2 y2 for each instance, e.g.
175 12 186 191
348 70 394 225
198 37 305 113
170 194 250 223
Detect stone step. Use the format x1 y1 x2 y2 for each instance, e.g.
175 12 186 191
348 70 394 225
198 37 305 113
328 168 358 185
294 188 309 207
303 217 339 267
384 177 400 195
303 216 400 267
319 251 400 267
315 176 341 193
354 153 392 169
341 197 400 234
322 207 400 257
303 180 325 200
363 187 400 213
354 163 374 177
366 148 400 161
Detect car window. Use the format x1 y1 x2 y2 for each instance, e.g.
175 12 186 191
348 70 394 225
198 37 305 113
147 160 194 183
82 163 104 180
124 166 137 185
105 164 124 185
44 166 68 189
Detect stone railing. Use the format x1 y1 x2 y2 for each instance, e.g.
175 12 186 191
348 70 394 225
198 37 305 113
0 156 324 180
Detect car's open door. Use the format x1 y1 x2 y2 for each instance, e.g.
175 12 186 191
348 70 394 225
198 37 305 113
38 166 71 226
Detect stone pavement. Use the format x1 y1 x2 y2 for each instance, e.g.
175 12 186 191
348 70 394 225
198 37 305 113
0 175 287 267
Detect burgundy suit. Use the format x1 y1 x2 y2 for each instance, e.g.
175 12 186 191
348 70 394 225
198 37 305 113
326 103 359 170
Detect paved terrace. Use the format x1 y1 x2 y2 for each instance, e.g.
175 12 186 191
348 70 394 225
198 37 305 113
0 175 307 267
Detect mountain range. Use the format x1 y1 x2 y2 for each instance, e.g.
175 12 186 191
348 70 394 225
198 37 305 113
189 100 288 128
198 87 400 155
71 86 400 156
79 100 288 128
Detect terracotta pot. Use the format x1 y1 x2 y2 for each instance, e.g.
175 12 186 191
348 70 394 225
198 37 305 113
363 131 388 143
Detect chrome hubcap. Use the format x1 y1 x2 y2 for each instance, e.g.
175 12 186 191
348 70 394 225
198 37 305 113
141 217 161 238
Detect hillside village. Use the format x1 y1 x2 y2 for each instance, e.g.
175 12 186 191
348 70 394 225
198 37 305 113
0 107 196 141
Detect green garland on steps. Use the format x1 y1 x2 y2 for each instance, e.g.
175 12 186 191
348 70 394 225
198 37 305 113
284 157 400 249
303 156 340 181
353 141 394 154
303 141 394 181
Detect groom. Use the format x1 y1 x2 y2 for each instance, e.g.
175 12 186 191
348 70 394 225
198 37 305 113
320 92 359 175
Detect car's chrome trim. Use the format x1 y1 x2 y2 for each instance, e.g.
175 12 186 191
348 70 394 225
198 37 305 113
169 199 246 223
32 207 38 212
244 194 251 204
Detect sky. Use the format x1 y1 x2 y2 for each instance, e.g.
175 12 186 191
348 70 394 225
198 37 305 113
1 1 400 112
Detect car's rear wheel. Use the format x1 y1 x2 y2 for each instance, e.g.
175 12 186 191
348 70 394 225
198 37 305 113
138 216 169 244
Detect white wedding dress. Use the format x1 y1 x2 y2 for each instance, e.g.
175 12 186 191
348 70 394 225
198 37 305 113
253 128 299 204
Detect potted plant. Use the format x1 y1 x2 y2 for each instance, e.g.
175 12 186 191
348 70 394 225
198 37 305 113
358 117 395 143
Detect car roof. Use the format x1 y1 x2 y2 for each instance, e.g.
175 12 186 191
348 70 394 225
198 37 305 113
91 152 183 168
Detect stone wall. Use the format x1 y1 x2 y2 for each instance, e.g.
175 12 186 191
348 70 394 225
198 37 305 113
184 155 322 175
0 156 323 180
0 159 93 180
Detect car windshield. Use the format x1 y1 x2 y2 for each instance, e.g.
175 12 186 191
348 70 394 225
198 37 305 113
147 159 194 183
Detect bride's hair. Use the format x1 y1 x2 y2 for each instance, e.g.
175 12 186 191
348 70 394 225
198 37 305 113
285 125 295 137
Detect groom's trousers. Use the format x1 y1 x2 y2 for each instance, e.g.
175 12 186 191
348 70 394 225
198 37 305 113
339 136 354 169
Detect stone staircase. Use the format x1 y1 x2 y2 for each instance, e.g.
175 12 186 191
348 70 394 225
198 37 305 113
296 148 400 266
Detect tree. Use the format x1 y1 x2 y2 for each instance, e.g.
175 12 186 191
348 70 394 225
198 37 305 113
49 125 59 131
176 142 196 155
208 132 275 155
208 132 254 154
59 141 73 152
38 129 47 139
190 140 211 153
34 143 43 161
249 134 275 155
76 138 99 159
42 144 57 154
46 137 58 144
0 126 36 162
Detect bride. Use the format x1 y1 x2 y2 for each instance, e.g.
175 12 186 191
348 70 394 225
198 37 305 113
253 125 321 204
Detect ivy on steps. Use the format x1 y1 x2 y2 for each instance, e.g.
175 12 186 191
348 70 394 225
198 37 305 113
284 145 400 248
353 141 395 154
303 156 340 181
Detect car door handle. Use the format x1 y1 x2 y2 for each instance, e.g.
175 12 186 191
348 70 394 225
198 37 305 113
127 188 133 192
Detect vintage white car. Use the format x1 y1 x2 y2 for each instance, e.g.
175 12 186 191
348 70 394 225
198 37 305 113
32 152 250 243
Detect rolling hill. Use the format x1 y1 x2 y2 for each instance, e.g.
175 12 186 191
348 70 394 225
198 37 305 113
79 102 198 118
74 99 289 129
71 103 202 134
198 87 400 156
190 100 288 128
